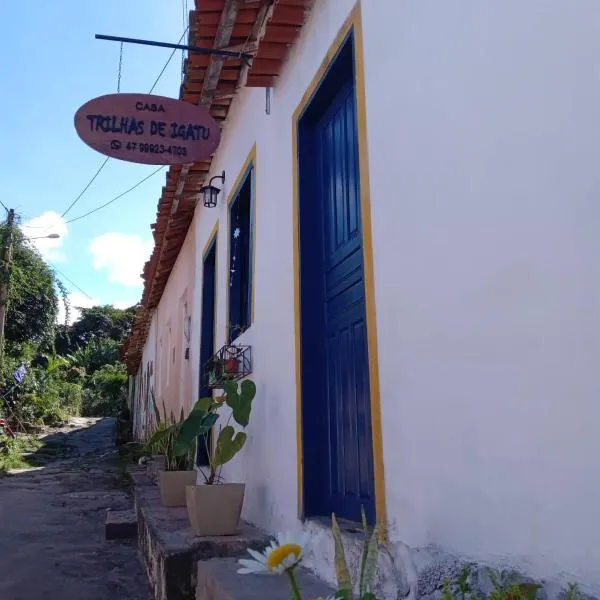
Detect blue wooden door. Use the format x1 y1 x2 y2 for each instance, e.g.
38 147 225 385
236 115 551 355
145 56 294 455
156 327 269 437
313 79 375 523
197 239 216 466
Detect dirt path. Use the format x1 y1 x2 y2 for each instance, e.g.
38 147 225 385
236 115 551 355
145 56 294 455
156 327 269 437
0 418 150 600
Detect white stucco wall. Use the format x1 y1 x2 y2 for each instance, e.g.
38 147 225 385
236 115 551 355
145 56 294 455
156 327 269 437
152 228 197 420
361 0 600 593
137 0 600 595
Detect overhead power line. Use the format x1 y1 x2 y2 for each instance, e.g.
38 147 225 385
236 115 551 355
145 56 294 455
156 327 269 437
66 166 165 224
149 26 189 94
61 157 110 219
52 266 95 301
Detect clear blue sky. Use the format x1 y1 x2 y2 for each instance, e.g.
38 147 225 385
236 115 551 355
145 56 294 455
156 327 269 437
0 1 189 317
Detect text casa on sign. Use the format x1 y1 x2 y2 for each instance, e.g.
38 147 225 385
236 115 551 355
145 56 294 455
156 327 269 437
74 93 221 165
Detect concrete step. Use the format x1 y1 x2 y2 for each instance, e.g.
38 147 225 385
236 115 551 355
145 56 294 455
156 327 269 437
105 508 138 540
196 557 335 600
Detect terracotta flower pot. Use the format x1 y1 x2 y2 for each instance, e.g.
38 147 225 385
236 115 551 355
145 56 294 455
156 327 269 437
158 470 197 507
223 358 239 374
186 483 245 536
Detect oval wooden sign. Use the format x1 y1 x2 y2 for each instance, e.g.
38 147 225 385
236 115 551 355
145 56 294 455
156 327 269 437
74 93 221 165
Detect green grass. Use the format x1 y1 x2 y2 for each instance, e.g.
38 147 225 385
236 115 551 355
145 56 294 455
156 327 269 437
0 435 44 473
0 435 73 474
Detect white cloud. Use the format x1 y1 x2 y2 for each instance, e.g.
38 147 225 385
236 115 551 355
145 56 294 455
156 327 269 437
112 300 135 310
89 232 152 287
21 211 68 262
57 291 98 326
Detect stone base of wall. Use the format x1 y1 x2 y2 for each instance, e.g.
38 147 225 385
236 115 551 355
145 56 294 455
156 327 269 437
412 548 599 600
372 542 599 600
196 558 334 600
301 519 598 600
130 468 271 600
129 468 598 600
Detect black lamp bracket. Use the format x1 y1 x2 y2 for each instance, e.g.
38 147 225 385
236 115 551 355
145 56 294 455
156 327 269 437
209 171 226 188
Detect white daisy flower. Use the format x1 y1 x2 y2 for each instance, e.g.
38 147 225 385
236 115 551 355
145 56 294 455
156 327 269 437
237 532 311 575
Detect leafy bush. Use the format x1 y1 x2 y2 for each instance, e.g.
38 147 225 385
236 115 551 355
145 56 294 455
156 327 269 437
0 356 82 427
13 383 81 426
57 381 82 416
2 350 126 425
6 390 64 426
6 392 37 425
82 362 127 417
64 365 86 384
29 392 66 425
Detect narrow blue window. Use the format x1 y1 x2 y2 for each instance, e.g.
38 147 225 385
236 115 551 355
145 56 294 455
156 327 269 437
228 168 253 342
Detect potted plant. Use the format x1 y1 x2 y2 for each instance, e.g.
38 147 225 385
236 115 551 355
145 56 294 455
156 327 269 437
147 405 196 507
173 378 256 535
142 392 174 484
142 390 168 481
157 420 196 507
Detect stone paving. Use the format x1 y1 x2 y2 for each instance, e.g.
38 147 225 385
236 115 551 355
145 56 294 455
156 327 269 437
0 417 150 600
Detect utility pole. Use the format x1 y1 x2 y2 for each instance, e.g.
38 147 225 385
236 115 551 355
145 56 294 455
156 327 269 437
0 208 15 370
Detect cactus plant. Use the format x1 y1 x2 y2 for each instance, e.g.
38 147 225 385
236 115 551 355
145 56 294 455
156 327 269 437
173 378 255 484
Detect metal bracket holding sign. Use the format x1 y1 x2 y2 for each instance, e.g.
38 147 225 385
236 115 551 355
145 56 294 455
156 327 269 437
74 32 252 164
95 34 254 68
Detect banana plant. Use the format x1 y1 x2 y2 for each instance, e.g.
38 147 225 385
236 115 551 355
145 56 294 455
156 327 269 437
173 379 256 484
43 354 69 376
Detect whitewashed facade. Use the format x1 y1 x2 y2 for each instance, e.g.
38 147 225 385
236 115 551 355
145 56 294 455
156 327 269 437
130 1 600 596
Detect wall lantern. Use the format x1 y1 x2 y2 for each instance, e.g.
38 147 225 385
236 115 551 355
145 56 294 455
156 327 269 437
200 171 225 208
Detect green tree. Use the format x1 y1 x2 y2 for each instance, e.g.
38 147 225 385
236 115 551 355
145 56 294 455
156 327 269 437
56 304 136 354
1 227 59 355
